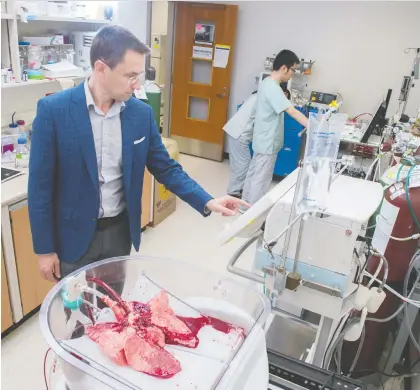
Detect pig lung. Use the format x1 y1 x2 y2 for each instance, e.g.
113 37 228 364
85 322 127 366
148 290 199 348
84 287 243 379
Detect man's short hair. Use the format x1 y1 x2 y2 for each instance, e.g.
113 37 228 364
273 50 300 71
90 25 151 69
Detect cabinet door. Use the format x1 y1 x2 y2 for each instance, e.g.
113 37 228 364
10 205 55 316
141 169 152 228
1 247 13 332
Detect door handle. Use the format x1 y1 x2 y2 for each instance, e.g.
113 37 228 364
216 87 227 99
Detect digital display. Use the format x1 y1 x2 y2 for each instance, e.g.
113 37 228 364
310 91 337 105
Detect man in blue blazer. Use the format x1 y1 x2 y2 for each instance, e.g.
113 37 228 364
28 26 246 283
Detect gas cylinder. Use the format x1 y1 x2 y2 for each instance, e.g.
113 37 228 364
368 176 420 281
345 169 420 373
366 144 420 239
143 80 161 129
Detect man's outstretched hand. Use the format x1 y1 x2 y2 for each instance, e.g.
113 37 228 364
205 196 250 216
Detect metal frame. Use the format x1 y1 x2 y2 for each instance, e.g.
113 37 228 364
384 277 420 374
2 203 24 322
162 1 176 139
226 109 353 369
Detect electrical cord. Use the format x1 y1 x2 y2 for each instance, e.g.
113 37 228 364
322 313 350 369
347 324 366 376
411 356 420 370
320 371 336 390
367 253 383 289
348 368 420 379
352 113 373 121
323 318 360 370
366 249 389 291
367 275 420 323
375 214 420 241
44 348 52 390
364 271 420 308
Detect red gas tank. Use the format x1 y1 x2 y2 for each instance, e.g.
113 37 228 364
345 175 420 373
367 177 420 281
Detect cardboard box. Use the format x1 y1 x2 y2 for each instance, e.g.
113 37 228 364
150 138 179 227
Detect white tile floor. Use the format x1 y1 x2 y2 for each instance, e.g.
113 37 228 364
1 154 257 390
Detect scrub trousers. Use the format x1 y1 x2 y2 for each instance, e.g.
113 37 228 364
227 134 252 197
242 152 277 205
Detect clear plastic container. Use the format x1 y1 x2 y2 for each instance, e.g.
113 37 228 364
28 45 42 70
40 256 270 390
15 136 29 168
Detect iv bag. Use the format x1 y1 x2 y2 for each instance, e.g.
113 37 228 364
296 112 348 214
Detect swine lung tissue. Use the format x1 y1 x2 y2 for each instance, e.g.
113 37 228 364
85 287 244 379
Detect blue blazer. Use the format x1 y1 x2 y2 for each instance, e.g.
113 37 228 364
28 83 213 263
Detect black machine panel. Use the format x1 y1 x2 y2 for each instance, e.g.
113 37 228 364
310 91 337 105
267 349 366 390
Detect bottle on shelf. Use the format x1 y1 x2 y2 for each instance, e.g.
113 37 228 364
17 120 28 138
15 136 30 169
7 68 13 83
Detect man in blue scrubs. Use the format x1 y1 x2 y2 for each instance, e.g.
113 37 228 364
242 50 309 205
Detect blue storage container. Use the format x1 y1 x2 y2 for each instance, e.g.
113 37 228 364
250 106 306 177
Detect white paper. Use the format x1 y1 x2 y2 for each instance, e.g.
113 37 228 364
192 46 213 60
213 45 230 68
134 87 147 100
371 199 399 254
408 166 420 188
390 189 405 200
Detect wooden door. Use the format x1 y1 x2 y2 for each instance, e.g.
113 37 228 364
1 246 13 332
170 3 238 161
10 204 55 316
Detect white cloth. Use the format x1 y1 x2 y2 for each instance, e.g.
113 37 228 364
227 134 252 196
223 93 257 141
242 153 277 205
84 80 126 218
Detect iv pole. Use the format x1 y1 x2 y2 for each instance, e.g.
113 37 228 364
400 48 420 116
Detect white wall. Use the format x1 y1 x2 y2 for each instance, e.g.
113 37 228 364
152 1 169 35
228 1 420 120
114 0 149 43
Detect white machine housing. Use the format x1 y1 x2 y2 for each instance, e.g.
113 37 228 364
219 168 383 320
266 170 382 279
70 31 96 69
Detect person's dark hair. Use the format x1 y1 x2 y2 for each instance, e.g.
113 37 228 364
90 25 151 69
273 50 300 71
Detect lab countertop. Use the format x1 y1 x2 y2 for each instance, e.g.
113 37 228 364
1 163 28 206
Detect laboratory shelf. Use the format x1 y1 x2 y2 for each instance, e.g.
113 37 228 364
1 79 61 89
21 16 110 24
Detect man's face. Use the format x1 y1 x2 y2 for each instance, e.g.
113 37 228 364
99 50 145 101
280 63 298 82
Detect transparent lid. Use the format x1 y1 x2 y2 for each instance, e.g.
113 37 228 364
40 256 270 390
218 169 300 245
